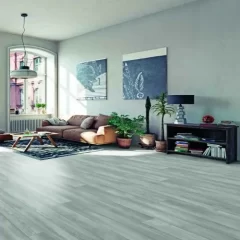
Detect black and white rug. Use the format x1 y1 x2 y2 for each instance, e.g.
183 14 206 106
0 139 101 160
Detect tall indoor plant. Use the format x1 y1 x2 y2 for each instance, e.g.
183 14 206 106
108 112 145 148
152 92 175 152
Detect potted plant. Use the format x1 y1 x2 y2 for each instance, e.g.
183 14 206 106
35 103 42 114
41 103 46 114
139 96 156 148
108 112 145 148
152 92 175 152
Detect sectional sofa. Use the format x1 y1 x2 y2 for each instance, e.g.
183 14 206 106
36 114 116 145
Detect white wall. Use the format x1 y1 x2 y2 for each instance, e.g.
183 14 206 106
0 32 58 130
58 0 240 154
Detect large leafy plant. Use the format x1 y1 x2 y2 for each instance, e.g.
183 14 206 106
108 112 145 138
152 93 175 141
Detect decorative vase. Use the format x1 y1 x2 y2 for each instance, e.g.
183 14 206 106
42 108 46 114
155 140 166 152
140 134 156 148
202 115 214 123
117 138 132 149
37 108 41 114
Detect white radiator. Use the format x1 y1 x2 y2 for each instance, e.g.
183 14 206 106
10 114 52 133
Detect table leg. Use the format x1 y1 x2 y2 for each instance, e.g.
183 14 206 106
47 135 58 147
37 136 44 145
12 137 21 148
24 137 35 152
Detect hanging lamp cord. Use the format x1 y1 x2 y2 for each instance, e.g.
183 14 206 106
21 16 26 64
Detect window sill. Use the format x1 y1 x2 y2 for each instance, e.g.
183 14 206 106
10 113 52 119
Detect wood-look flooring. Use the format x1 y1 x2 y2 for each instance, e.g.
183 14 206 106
0 145 240 240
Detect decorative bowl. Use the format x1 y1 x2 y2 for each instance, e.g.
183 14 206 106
202 115 214 124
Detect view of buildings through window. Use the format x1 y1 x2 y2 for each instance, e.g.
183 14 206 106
10 52 46 114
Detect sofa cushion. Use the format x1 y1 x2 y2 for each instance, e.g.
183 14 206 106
63 128 97 142
93 114 110 129
80 117 95 129
36 125 80 138
67 115 92 126
46 117 68 126
80 131 105 145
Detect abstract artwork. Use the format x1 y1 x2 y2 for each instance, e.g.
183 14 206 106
123 48 167 100
76 59 107 100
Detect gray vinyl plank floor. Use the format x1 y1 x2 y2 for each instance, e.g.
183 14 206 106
0 145 240 240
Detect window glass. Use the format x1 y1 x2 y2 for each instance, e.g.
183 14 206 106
10 52 46 114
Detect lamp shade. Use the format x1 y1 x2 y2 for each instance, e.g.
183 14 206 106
167 95 194 104
10 66 37 79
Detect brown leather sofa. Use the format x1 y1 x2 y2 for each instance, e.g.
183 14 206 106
36 114 116 145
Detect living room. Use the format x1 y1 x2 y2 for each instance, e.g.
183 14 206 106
1 0 240 239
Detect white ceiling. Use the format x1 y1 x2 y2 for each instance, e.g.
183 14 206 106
0 0 199 41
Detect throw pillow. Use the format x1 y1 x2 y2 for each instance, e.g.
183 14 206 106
0 129 5 134
80 117 95 129
46 118 56 125
46 118 67 126
67 115 89 126
93 114 110 129
58 119 68 126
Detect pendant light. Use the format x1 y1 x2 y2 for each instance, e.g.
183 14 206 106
10 13 37 79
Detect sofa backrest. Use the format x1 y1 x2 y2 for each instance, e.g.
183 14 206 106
67 115 93 126
93 114 110 129
67 114 110 129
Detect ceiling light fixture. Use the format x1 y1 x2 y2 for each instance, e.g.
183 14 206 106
10 13 37 79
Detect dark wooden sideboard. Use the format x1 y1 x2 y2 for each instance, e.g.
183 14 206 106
166 123 238 164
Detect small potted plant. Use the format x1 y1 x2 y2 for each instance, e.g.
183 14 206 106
152 92 175 152
108 112 145 148
41 103 46 114
35 103 42 114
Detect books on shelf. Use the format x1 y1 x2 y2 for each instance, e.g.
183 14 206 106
201 138 225 143
189 148 204 155
171 132 227 159
174 141 189 152
174 133 200 141
203 144 226 158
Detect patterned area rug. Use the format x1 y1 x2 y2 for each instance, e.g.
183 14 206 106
0 139 101 160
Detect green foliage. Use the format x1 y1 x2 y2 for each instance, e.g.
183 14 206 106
108 112 145 139
152 92 175 141
152 93 175 117
35 103 46 109
41 103 46 108
35 103 42 109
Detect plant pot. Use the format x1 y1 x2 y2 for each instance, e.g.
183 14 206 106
140 134 156 148
37 108 41 114
155 140 166 152
117 138 132 149
42 108 46 114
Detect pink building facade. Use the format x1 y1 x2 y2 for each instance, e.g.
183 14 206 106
10 52 45 113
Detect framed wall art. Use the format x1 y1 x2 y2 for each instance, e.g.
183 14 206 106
123 48 167 100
